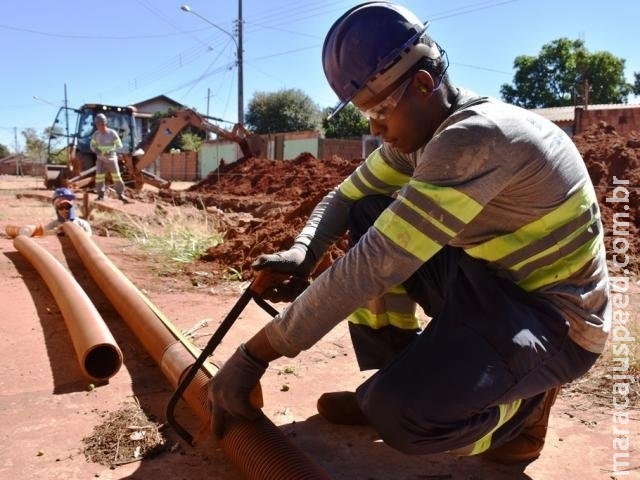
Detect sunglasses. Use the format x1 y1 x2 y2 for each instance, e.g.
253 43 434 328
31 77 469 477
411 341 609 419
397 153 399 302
359 77 412 121
56 204 72 211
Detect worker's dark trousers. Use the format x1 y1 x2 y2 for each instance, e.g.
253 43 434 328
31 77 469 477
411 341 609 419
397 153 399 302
347 195 600 455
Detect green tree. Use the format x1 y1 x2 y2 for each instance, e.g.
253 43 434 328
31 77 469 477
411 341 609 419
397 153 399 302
500 38 632 108
148 108 207 152
0 143 9 158
322 104 370 138
42 125 70 164
246 88 320 134
21 128 47 161
633 72 640 96
180 131 204 151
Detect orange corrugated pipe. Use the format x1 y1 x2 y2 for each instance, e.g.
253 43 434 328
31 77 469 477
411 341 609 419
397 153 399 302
61 222 331 480
13 234 122 382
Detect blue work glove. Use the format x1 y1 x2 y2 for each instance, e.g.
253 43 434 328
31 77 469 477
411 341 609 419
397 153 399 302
208 344 267 439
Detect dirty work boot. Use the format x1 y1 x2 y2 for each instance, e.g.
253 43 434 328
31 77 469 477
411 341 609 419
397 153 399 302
119 194 132 204
482 386 561 464
317 391 369 426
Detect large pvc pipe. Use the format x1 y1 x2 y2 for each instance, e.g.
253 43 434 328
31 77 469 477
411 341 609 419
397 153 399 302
13 234 123 381
61 222 331 480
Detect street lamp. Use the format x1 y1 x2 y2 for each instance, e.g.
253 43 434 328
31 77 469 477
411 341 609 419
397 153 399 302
181 3 244 125
33 85 73 171
32 95 59 108
33 84 70 140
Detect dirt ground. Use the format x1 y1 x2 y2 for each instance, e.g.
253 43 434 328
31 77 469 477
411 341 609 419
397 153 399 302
0 122 638 480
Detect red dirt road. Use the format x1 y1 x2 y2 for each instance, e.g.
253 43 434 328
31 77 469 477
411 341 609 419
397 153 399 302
0 176 637 479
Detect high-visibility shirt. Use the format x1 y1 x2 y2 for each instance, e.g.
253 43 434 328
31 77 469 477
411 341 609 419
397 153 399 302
265 89 610 357
90 128 122 161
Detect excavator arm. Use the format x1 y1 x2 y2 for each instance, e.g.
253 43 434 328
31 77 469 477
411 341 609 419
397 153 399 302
123 109 260 191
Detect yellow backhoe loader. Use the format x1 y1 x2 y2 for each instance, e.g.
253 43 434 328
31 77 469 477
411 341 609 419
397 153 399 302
44 104 262 191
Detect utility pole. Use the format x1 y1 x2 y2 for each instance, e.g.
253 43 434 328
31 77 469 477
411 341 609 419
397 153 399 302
14 127 21 175
583 78 589 110
64 83 69 139
181 3 244 125
237 0 244 125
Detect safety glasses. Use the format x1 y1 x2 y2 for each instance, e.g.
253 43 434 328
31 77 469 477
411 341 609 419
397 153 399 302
359 77 412 121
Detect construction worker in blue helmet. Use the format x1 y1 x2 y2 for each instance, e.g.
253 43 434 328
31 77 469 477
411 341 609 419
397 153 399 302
208 1 610 466
48 187 92 235
5 187 92 237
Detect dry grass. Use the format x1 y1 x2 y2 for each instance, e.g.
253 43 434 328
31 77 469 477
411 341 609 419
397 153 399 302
563 294 640 409
89 203 224 269
82 399 167 467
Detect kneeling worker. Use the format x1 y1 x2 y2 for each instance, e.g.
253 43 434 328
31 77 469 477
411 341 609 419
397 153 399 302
207 1 610 467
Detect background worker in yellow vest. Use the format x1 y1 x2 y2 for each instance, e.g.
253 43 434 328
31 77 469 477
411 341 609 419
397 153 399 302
208 1 611 466
90 113 131 203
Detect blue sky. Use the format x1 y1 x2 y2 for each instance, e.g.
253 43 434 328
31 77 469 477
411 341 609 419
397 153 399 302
1 0 638 152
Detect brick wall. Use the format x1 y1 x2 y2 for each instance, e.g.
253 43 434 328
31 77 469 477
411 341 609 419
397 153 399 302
158 151 198 181
0 159 44 176
319 137 380 160
319 138 362 160
575 106 640 135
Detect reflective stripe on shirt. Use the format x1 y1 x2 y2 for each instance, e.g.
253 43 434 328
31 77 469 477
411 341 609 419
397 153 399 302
342 146 603 295
371 181 483 262
339 150 411 199
465 183 603 291
347 284 420 330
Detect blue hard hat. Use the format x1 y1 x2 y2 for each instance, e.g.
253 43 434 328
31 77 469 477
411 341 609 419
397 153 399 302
322 2 430 118
52 187 76 202
52 187 77 222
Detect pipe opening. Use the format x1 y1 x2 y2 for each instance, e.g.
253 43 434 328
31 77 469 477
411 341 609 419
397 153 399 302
84 344 123 380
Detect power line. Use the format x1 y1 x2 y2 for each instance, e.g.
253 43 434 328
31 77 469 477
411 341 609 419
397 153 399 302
0 22 207 40
427 0 518 20
451 62 512 75
4 0 521 119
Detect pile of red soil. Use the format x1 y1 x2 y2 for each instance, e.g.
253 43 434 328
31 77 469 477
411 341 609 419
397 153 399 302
573 122 640 272
165 153 360 280
175 123 639 280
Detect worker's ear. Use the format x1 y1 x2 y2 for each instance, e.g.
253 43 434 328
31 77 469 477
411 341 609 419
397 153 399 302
414 70 435 95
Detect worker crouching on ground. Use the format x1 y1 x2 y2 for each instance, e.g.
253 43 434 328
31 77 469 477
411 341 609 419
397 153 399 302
208 1 611 466
5 187 92 238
